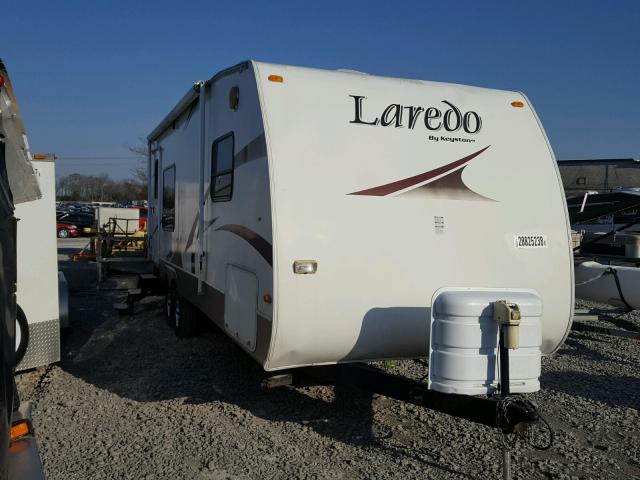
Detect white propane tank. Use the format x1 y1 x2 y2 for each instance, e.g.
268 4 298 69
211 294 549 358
428 289 543 395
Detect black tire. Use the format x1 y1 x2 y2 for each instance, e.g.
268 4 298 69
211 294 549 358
174 296 197 338
165 284 177 329
57 228 69 238
15 306 29 366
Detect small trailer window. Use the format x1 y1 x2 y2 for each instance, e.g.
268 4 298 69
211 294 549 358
153 160 159 198
211 132 234 202
162 165 176 231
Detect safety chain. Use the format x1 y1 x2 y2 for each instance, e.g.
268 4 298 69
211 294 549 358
496 396 554 451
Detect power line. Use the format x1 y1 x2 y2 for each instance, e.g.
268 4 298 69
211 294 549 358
57 156 141 160
58 161 140 165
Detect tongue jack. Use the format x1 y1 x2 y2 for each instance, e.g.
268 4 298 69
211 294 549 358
494 300 522 352
493 300 522 480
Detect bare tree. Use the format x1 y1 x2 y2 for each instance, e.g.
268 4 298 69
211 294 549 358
128 136 149 196
55 137 150 202
56 173 147 202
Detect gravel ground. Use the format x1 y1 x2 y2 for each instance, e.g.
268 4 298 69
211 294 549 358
15 251 640 479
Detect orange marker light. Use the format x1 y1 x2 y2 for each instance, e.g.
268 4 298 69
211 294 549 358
268 74 284 83
33 154 47 160
511 101 525 108
263 293 272 304
10 421 30 441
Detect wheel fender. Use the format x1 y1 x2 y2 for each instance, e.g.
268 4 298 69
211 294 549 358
15 306 29 366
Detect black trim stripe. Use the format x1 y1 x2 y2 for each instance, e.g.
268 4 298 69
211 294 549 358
204 216 219 232
184 213 199 252
215 224 273 266
184 211 216 252
234 133 267 168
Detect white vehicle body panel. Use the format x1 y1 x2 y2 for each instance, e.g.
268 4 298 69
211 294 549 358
15 158 60 371
148 61 574 371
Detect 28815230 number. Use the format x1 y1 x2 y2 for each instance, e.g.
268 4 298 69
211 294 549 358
514 235 547 248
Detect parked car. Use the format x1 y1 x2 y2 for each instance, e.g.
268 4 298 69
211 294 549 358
56 222 80 238
57 212 94 235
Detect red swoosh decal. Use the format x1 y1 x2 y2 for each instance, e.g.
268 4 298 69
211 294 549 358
349 145 491 196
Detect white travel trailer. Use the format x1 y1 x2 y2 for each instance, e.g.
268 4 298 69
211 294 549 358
15 154 65 371
147 61 573 391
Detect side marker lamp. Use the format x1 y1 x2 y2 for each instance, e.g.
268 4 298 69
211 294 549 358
10 420 31 441
293 260 317 274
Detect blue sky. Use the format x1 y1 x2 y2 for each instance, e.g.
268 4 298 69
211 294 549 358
4 0 639 179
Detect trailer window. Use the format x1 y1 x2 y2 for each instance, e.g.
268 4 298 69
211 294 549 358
153 160 159 199
211 132 234 202
162 165 176 231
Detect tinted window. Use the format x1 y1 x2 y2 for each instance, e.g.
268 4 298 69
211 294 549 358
162 165 176 231
62 214 91 226
211 133 234 202
153 160 159 198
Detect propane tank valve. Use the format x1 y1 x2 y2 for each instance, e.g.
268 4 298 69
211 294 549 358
493 300 521 349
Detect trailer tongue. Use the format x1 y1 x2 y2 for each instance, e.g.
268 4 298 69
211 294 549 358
267 352 550 479
263 294 553 479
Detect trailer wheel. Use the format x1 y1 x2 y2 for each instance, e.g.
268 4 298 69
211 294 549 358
174 296 197 338
15 306 29 366
165 285 177 329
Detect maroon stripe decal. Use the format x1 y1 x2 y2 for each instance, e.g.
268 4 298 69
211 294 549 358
215 224 273 267
349 145 490 196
